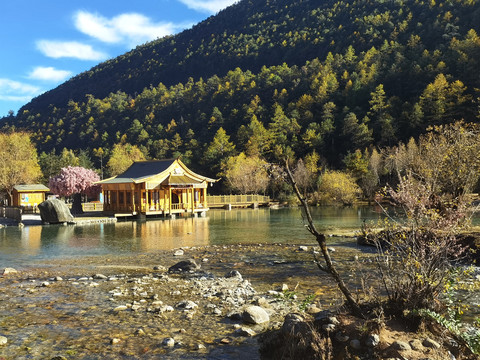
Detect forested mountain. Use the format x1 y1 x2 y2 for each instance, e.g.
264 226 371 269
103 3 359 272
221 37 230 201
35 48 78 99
1 0 480 180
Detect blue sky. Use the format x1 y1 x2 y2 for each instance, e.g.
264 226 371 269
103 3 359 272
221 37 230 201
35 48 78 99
0 0 236 117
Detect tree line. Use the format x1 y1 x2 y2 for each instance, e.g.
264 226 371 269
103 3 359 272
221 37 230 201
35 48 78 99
2 122 479 207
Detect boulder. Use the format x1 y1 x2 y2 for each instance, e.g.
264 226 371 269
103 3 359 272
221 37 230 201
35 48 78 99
282 313 309 336
168 259 200 273
38 199 74 224
242 305 270 324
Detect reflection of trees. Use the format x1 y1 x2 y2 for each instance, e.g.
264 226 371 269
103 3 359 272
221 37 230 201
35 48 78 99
208 209 270 245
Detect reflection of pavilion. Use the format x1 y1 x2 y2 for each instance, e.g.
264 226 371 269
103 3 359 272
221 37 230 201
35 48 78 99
113 217 210 251
97 159 217 218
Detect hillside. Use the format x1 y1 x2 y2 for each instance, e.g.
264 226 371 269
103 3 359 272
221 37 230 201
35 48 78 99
1 0 480 177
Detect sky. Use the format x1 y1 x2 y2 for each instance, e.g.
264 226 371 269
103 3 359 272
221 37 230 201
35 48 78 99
0 0 237 117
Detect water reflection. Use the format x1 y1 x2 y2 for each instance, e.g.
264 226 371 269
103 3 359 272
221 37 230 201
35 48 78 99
0 206 388 267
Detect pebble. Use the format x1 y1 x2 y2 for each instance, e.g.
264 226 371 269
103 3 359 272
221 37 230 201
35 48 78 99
174 249 184 256
350 339 362 350
235 327 256 337
322 324 336 332
41 281 50 287
0 336 7 346
163 337 175 347
298 246 308 251
409 338 423 350
366 334 380 347
113 305 128 312
135 329 145 336
392 340 411 351
94 274 107 280
335 332 349 342
423 337 441 349
176 300 198 309
111 338 121 345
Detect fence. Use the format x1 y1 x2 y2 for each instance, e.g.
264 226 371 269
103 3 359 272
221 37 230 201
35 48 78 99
81 203 104 212
206 194 270 207
1 206 22 222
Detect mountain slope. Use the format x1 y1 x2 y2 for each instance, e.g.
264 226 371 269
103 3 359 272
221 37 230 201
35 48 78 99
20 0 480 114
1 0 480 179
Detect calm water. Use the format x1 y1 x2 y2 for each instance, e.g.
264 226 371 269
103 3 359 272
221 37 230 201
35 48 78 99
0 206 386 268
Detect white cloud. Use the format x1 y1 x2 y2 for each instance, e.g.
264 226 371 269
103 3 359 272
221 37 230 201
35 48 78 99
178 0 237 13
36 40 108 61
74 11 121 43
28 67 72 82
74 11 183 48
0 79 41 102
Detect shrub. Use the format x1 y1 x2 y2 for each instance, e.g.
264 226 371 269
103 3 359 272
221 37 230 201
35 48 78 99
316 170 360 205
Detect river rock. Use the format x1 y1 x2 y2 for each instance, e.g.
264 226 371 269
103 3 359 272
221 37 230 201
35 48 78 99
423 337 441 349
392 340 411 351
225 270 243 280
168 259 200 273
163 337 175 347
38 199 74 224
282 313 309 336
176 300 198 310
242 305 270 324
0 336 7 345
350 339 362 350
235 327 256 337
366 334 380 347
2 267 17 275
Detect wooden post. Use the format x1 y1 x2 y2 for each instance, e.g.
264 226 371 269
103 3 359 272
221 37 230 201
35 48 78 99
168 187 172 215
203 187 207 208
131 185 136 213
191 187 195 213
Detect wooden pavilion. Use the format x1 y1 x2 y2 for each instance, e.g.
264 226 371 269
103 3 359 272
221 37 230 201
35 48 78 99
97 159 217 217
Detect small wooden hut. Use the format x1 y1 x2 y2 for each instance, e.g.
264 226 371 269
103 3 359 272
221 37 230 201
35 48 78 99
12 184 50 210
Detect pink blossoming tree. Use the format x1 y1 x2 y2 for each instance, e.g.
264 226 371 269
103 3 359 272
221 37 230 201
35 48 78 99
49 166 101 214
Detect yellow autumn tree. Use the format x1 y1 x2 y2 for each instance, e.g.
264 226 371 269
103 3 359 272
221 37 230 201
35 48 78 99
0 132 42 204
106 143 146 176
223 153 269 194
316 170 361 205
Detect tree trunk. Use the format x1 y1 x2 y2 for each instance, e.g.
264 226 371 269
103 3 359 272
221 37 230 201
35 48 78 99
285 160 364 318
71 193 84 215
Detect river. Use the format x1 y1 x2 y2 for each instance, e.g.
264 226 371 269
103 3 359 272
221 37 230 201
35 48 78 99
0 206 387 268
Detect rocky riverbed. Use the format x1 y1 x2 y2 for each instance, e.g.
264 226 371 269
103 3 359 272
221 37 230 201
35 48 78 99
1 242 479 360
0 243 352 359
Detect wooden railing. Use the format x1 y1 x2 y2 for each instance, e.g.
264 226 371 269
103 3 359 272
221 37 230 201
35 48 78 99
171 203 187 210
1 206 22 222
207 195 270 207
81 203 104 212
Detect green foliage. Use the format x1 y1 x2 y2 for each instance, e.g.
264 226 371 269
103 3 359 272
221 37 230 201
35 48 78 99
0 0 479 186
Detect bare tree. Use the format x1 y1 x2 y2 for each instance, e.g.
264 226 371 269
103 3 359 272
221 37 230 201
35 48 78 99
285 160 364 318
